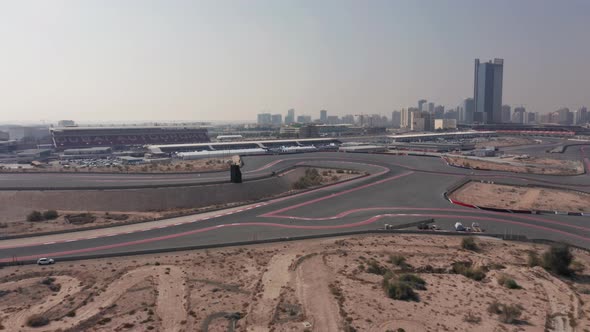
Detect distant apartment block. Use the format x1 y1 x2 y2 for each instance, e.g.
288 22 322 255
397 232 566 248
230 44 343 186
391 111 401 128
257 113 272 125
285 109 295 124
501 105 511 123
271 114 282 126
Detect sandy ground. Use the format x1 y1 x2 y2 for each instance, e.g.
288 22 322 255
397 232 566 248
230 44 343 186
0 158 232 174
444 155 584 175
0 234 588 332
451 181 590 212
0 211 159 236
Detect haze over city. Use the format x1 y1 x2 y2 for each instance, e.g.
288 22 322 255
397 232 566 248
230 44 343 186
1 0 590 124
2 2 590 331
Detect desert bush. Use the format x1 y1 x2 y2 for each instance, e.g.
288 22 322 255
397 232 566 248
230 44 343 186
48 283 61 292
27 315 49 327
385 281 418 301
382 272 425 301
292 168 323 190
497 274 521 289
40 277 56 285
366 260 388 275
461 237 479 251
389 254 406 266
570 260 585 274
27 210 44 222
487 301 502 314
542 244 573 276
97 317 112 325
65 213 96 225
464 311 482 324
487 301 523 324
527 250 541 267
499 304 522 324
43 210 59 220
398 274 426 290
451 262 486 281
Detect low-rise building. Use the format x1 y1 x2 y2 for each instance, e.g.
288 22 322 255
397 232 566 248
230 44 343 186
434 119 457 130
62 147 113 159
299 125 319 138
17 149 52 162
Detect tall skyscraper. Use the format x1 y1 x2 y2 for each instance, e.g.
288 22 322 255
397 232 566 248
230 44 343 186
474 58 504 124
320 110 328 123
285 109 295 124
501 105 511 123
418 99 427 112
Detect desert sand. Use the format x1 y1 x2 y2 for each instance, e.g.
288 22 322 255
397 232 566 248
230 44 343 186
444 155 584 175
0 234 588 331
451 181 590 213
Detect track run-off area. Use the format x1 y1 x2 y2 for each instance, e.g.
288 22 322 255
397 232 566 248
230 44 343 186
0 144 589 263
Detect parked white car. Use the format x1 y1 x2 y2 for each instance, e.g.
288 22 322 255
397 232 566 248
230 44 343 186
37 258 55 265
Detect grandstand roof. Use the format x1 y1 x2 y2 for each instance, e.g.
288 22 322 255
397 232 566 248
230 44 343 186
147 137 341 149
388 131 496 140
51 126 207 132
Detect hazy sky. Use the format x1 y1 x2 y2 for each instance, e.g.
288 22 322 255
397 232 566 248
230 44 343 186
1 0 589 123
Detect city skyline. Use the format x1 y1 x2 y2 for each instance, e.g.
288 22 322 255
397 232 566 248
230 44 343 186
1 0 590 123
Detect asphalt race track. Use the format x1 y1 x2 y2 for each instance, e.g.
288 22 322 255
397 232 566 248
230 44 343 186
0 145 589 263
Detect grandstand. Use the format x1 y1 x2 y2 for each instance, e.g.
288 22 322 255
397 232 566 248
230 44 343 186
472 124 588 136
147 138 341 155
51 126 210 149
388 131 496 142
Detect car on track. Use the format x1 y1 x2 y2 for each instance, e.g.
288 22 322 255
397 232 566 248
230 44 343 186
417 223 439 231
37 258 55 265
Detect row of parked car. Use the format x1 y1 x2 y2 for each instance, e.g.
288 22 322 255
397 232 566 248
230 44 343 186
415 222 483 232
56 157 123 168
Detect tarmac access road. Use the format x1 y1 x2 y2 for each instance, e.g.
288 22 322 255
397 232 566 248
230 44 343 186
0 145 588 263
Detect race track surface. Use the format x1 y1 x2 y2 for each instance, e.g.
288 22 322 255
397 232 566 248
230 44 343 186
0 145 588 263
